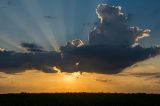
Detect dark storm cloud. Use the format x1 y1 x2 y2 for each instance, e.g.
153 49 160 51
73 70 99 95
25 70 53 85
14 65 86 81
59 45 160 74
0 3 160 74
0 49 61 74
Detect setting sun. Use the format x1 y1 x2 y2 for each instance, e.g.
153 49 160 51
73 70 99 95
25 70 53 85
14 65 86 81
60 72 81 83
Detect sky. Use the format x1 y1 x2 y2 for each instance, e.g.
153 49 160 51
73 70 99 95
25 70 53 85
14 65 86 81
0 0 160 93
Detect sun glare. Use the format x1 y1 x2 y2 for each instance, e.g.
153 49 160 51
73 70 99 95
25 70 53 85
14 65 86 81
62 72 81 82
53 66 81 82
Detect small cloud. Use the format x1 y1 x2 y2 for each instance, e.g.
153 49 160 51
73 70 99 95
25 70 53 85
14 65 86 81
20 42 44 53
44 16 57 19
1 0 13 8
96 79 112 83
7 0 12 6
129 72 160 78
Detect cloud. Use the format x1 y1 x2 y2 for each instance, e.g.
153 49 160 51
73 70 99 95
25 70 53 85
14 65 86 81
0 48 5 52
59 45 160 74
20 42 44 52
1 0 13 9
116 71 160 80
0 48 61 74
44 16 57 19
90 4 151 47
58 4 160 74
0 3 160 74
96 79 112 83
129 72 160 78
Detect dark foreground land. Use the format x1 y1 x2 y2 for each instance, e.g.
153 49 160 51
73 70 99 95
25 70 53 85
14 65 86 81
0 93 160 106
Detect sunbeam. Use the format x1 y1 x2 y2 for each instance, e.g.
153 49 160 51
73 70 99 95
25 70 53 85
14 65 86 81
0 33 24 51
20 0 59 51
1 4 38 43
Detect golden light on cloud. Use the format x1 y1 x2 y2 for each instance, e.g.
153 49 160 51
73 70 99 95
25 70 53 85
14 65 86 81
0 48 5 52
53 66 62 73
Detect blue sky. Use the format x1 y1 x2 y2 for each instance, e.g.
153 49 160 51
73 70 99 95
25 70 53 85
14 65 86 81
0 0 160 51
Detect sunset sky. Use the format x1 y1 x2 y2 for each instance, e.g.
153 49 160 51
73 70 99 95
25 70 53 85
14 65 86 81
0 0 160 93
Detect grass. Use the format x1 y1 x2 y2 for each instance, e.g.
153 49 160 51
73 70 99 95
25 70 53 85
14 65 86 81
0 93 160 106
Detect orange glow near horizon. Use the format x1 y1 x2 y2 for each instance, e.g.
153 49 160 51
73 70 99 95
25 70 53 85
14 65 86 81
0 56 160 94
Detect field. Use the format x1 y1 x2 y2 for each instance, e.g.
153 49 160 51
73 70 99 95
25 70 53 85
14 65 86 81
0 93 160 106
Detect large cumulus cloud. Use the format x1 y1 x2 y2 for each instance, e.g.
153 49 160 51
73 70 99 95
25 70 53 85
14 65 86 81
59 4 160 74
0 3 160 74
89 4 151 47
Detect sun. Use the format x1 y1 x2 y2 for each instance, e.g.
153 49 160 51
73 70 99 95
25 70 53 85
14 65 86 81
62 72 81 83
63 75 74 82
53 66 81 83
